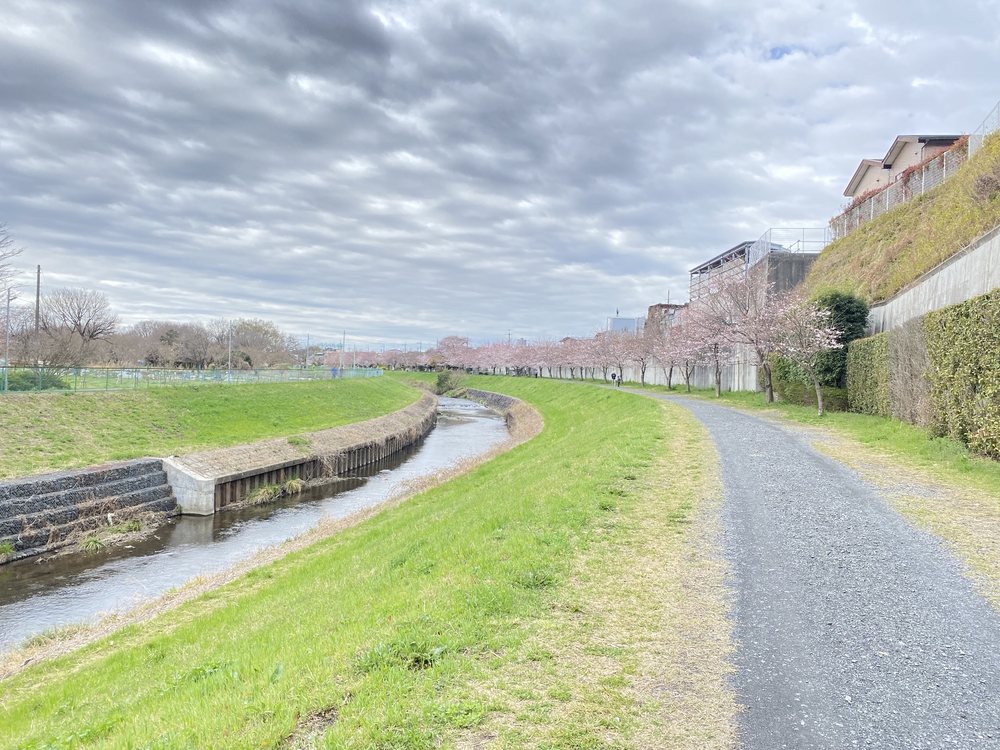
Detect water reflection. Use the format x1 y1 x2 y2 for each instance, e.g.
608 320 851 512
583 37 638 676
0 398 507 652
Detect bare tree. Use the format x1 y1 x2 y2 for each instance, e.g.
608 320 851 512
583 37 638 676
0 222 22 294
37 288 118 366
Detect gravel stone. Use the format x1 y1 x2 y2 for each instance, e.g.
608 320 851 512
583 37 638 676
662 395 1000 749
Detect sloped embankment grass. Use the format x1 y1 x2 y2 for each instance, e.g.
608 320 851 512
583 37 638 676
0 377 418 479
0 377 736 749
803 132 1000 304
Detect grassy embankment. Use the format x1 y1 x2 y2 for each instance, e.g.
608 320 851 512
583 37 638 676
802 132 1000 304
630 382 1000 611
0 377 419 479
0 377 737 750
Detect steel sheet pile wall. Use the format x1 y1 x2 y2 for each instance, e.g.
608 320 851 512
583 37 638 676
164 393 439 514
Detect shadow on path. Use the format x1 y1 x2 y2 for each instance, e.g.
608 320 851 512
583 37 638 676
630 389 1000 749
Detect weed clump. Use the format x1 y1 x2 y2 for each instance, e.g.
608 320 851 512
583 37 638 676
80 536 106 553
355 640 448 673
0 540 14 562
247 477 306 506
108 519 142 534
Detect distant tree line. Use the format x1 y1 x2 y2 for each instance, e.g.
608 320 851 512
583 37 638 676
1 289 300 369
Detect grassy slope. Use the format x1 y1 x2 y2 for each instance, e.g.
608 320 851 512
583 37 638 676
803 132 1000 304
0 378 735 750
0 378 419 479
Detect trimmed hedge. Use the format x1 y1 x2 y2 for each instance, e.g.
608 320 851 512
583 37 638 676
846 333 890 416
924 289 1000 458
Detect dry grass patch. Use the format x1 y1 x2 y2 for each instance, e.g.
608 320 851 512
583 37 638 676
450 401 738 750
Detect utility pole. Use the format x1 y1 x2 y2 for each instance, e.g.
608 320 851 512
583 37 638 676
227 321 232 382
340 330 345 375
305 333 310 369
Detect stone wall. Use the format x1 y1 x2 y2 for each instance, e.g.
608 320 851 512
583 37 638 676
0 459 176 563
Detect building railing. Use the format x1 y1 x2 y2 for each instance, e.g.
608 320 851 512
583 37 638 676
829 143 968 240
831 97 1000 241
0 366 383 394
970 100 1000 158
747 227 830 268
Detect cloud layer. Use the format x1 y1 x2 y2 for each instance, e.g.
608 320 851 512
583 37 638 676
2 0 999 345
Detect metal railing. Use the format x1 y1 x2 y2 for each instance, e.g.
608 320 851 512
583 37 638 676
747 227 830 267
830 144 968 240
0 366 383 394
970 100 1000 158
831 97 1000 240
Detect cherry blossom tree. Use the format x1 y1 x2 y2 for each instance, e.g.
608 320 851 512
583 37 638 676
696 267 787 402
778 297 842 416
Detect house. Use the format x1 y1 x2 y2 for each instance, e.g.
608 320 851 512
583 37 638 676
844 135 963 199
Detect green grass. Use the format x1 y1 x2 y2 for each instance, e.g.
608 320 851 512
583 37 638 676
0 377 733 749
803 132 1000 304
0 377 419 479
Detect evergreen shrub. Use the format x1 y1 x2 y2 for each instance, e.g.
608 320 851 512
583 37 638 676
846 333 890 415
924 289 1000 458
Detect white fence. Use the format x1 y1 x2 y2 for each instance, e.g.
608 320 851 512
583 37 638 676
830 144 967 240
831 98 1000 241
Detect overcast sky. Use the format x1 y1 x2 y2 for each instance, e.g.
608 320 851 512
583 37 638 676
2 0 999 346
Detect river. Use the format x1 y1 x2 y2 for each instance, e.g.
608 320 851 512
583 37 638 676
0 397 508 653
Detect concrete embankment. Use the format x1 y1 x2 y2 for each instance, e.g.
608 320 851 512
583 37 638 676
163 392 439 515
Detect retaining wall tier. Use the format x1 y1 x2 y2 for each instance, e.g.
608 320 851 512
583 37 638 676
0 459 177 563
164 392 439 515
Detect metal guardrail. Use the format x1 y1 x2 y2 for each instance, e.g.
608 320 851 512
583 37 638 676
0 366 383 394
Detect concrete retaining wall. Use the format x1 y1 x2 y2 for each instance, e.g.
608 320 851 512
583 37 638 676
869 223 1000 334
0 459 176 562
164 393 439 515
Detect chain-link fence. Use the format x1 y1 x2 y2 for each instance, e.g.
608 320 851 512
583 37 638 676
0 366 383 394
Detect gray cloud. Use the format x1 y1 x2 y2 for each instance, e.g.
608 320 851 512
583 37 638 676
2 0 999 345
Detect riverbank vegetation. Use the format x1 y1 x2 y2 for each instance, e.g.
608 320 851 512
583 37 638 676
0 378 736 749
0 377 418 479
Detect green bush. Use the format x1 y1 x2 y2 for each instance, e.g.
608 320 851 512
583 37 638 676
846 334 890 415
773 379 848 411
3 369 68 392
813 291 870 387
436 369 467 395
768 353 848 411
924 289 1000 458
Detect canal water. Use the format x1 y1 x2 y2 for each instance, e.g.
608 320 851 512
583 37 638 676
0 398 508 653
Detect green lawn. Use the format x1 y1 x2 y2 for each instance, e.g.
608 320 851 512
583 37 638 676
0 377 419 479
0 377 735 749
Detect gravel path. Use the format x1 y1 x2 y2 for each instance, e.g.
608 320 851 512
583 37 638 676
652 394 1000 748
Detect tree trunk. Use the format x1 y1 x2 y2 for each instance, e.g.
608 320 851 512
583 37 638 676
812 371 824 416
640 363 647 386
762 359 774 403
714 360 721 397
667 365 674 390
